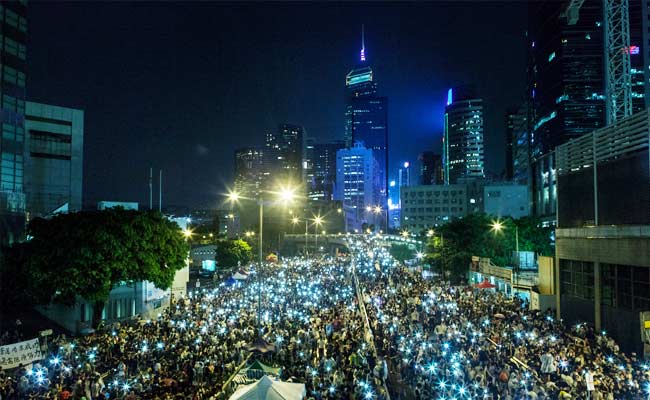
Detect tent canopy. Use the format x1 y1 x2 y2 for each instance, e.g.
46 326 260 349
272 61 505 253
247 360 281 375
474 279 497 289
229 376 305 400
247 337 276 354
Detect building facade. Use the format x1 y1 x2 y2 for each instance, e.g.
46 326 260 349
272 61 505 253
265 123 303 188
344 36 388 221
234 146 265 198
555 110 650 355
400 184 468 231
483 184 530 219
24 101 83 219
335 143 378 232
0 1 28 245
419 151 443 185
304 139 344 201
444 87 485 184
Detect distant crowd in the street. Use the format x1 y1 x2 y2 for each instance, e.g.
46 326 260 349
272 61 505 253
0 236 648 400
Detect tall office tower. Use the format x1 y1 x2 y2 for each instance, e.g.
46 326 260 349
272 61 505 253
303 138 315 196
398 162 411 188
265 123 304 188
0 2 28 245
528 0 606 222
344 28 388 219
630 0 649 112
234 147 265 198
506 105 530 184
419 151 443 185
443 86 485 184
24 102 84 219
305 140 344 201
335 143 378 232
528 0 605 157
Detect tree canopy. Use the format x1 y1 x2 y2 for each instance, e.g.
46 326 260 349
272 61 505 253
425 213 554 282
215 239 252 269
1 209 189 324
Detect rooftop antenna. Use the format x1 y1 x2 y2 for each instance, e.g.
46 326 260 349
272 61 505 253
360 24 366 62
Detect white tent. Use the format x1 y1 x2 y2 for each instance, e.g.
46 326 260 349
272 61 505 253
229 376 306 400
233 272 249 280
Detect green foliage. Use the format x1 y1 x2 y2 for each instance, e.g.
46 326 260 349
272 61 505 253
1 209 189 316
389 243 415 263
215 239 252 269
426 213 554 282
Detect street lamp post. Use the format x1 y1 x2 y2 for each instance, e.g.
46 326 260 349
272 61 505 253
227 187 297 329
491 219 520 286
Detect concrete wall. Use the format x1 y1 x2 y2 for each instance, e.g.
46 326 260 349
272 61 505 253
537 256 555 295
556 228 650 268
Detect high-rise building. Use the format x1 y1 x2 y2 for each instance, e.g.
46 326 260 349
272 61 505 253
419 151 443 185
398 161 410 188
335 143 378 232
265 123 304 188
234 147 265 198
0 1 28 245
528 0 606 157
304 139 344 201
555 110 650 354
444 86 485 184
505 105 530 184
629 0 648 113
24 102 84 219
344 29 388 220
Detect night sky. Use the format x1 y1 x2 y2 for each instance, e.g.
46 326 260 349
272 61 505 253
28 2 527 209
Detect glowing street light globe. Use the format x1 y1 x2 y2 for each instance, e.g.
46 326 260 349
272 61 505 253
227 191 240 202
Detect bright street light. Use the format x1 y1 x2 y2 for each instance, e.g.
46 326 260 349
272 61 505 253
365 205 372 212
427 229 434 237
373 205 382 214
313 215 324 226
227 190 240 203
491 220 504 233
278 186 297 202
183 228 192 239
291 217 300 225
416 251 424 259
401 230 409 238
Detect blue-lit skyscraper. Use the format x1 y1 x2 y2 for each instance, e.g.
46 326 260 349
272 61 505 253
343 27 388 228
335 142 379 232
443 86 485 184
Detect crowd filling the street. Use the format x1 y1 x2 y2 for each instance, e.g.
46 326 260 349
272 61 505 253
0 236 649 400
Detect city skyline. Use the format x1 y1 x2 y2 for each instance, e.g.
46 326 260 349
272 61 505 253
27 2 527 208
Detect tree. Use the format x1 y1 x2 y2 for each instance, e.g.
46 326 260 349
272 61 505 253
215 239 252 269
389 243 415 263
1 209 189 327
426 213 554 282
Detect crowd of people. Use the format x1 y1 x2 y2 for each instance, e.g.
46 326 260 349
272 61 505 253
0 257 386 400
352 237 650 400
0 235 648 400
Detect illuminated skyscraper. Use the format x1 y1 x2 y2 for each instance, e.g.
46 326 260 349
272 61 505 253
234 147 265 198
335 142 379 232
343 27 388 225
528 0 606 157
304 139 344 201
443 86 485 184
0 2 28 245
265 123 304 188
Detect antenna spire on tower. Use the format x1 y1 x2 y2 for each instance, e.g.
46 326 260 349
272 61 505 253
360 24 366 62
